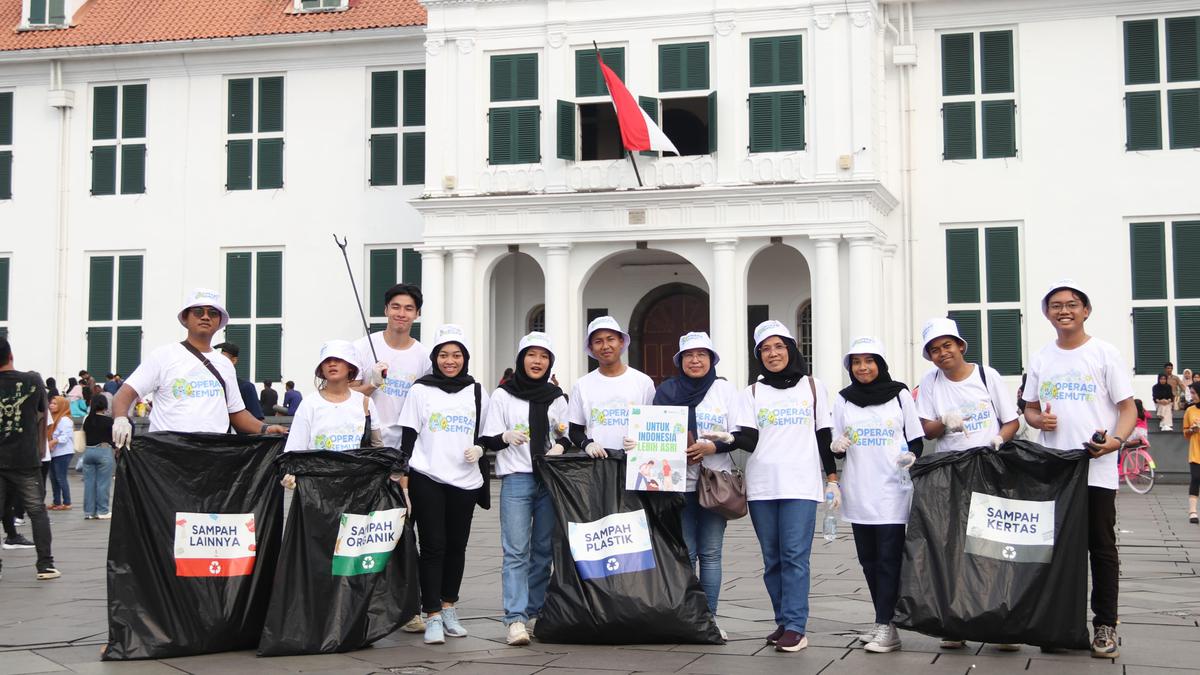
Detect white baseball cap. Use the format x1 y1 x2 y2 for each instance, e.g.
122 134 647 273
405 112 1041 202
585 315 630 358
843 336 887 371
752 320 795 354
673 331 720 368
920 317 967 361
314 339 361 379
1042 278 1091 311
178 287 230 330
518 331 556 362
430 324 471 357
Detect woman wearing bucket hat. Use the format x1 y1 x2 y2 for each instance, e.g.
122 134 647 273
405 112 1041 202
831 337 925 653
740 320 837 653
281 341 381 455
566 316 656 458
652 331 756 640
477 332 570 646
396 324 491 645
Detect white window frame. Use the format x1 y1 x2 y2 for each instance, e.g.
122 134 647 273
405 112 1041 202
223 74 285 192
366 67 427 188
745 30 809 156
485 48 542 167
222 247 285 383
939 27 1021 161
85 251 144 377
0 253 11 338
648 38 715 159
1128 214 1200 366
89 81 148 197
21 0 67 29
293 0 345 12
568 43 628 163
0 88 11 200
943 221 1025 368
1121 12 1200 152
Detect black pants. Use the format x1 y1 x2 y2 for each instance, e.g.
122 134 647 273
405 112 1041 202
1088 487 1119 627
2 487 20 538
851 523 906 625
409 470 478 614
1189 463 1200 497
0 468 54 567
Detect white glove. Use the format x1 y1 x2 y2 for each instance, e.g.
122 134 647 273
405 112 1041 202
700 431 734 445
621 437 637 451
830 435 852 455
280 473 296 490
584 442 608 459
554 422 568 437
989 435 1004 450
464 445 484 463
941 411 965 433
546 442 566 456
824 482 842 509
368 361 388 387
502 429 530 446
113 417 132 449
896 452 916 471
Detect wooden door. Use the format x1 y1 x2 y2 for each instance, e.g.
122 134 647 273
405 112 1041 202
639 293 710 385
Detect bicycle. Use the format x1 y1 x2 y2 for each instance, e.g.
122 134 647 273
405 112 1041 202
1118 437 1156 494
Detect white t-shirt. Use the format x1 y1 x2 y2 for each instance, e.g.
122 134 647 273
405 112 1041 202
915 364 1018 453
567 367 656 450
482 388 570 476
1022 337 1134 490
398 382 490 490
833 393 925 524
50 417 75 458
283 390 380 453
677 379 754 492
125 343 245 433
354 333 430 448
741 377 832 502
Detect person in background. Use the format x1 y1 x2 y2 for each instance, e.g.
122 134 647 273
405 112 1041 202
65 377 79 402
1183 370 1194 405
214 342 265 422
276 381 302 416
1129 400 1150 447
69 395 88 418
1164 362 1186 410
1153 373 1174 432
102 373 122 396
81 393 115 520
260 381 279 416
45 378 59 400
498 368 514 387
1182 383 1200 525
46 396 74 511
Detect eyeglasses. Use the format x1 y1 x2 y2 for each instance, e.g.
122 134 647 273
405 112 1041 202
1047 302 1083 312
188 306 220 319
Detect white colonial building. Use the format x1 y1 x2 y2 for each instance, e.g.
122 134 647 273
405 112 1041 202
0 0 1197 399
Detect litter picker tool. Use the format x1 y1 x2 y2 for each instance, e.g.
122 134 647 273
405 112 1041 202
333 234 379 366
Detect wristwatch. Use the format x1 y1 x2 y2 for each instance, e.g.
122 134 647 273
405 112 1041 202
259 423 269 435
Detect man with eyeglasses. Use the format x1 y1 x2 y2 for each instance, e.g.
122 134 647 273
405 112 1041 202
111 288 288 448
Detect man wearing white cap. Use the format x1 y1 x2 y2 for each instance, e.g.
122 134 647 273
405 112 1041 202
567 316 656 456
111 288 288 448
1021 279 1135 659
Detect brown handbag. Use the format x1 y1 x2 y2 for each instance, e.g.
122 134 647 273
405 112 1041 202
697 463 748 520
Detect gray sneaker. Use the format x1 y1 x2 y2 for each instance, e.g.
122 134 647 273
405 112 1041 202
441 606 468 638
858 623 884 644
423 615 445 645
865 623 901 653
1091 625 1119 659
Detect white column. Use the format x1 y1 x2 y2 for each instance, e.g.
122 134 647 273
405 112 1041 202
846 235 878 339
812 236 843 387
881 245 898 369
541 243 572 350
415 246 446 338
708 238 739 375
447 246 477 342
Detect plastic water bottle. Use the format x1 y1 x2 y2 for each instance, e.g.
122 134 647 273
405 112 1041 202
897 450 912 488
822 492 838 542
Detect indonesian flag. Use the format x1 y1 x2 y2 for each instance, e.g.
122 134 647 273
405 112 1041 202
598 54 679 155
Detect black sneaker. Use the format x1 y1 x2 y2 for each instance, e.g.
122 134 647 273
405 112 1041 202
36 563 61 580
2 534 35 549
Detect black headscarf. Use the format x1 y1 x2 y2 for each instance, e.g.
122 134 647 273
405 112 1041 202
757 337 807 389
415 341 476 394
500 346 565 456
839 353 909 408
653 350 719 435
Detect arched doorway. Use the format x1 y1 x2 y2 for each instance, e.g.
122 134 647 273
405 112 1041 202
488 252 545 385
630 283 710 385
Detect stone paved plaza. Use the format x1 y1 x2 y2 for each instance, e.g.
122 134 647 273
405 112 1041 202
2 472 1198 675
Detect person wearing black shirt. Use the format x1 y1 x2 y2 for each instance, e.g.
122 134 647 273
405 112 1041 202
82 394 116 520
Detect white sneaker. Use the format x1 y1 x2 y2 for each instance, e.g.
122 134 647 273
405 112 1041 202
527 616 537 636
506 621 530 646
717 625 728 641
401 614 426 633
859 623 884 644
865 623 901 653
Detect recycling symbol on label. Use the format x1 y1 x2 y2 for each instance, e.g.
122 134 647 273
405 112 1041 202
209 560 222 575
1002 546 1017 560
605 558 619 572
361 555 376 570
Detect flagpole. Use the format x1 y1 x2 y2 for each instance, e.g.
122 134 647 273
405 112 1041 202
595 40 644 187
627 150 643 187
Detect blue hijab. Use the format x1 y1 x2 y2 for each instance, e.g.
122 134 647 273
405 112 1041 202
653 351 718 436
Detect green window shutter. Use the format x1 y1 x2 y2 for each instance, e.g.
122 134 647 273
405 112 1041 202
369 133 398 186
576 48 625 98
639 96 658 156
780 91 805 152
0 151 11 201
514 106 540 164
411 323 421 341
684 43 710 90
91 146 117 195
987 309 1022 376
748 92 774 152
491 55 514 102
226 140 252 190
750 91 804 153
402 247 422 286
981 100 1016 158
1 91 14 146
225 252 252 319
258 76 284 133
488 107 513 165
515 53 538 101
1168 88 1200 149
659 44 683 92
255 251 282 318
403 69 426 126
0 257 9 320
749 36 802 87
980 30 1014 94
93 86 118 140
227 78 254 134
1126 91 1163 150
48 0 64 23
115 326 142 377
556 100 575 161
1132 306 1169 375
1130 222 1167 300
29 0 46 23
942 101 976 159
1177 306 1200 372
1124 19 1160 85
120 144 146 194
984 226 1020 302
256 138 283 189
117 255 143 321
371 71 398 128
88 256 114 321
86 327 113 377
491 54 538 102
402 132 425 185
224 325 251 380
706 90 718 153
1166 17 1199 83
255 324 282 382
369 249 397 316
1174 220 1200 298
369 322 387 334
941 33 975 96
945 228 980 303
947 310 982 366
121 84 147 138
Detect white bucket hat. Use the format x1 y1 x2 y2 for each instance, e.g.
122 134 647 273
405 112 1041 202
1041 278 1091 311
430 324 471 357
518 331 556 362
843 336 887 371
752 319 796 355
920 317 967 361
178 287 230 330
673 331 720 368
585 315 630 358
315 339 361 379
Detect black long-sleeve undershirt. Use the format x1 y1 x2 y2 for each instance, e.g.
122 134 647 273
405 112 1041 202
908 437 925 458
568 422 592 450
713 428 758 454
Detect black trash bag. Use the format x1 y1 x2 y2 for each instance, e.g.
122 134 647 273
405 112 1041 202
104 432 284 660
893 440 1091 649
533 452 722 645
258 448 419 656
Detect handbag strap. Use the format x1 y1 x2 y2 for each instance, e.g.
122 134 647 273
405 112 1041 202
360 394 373 447
807 375 819 440
179 341 229 397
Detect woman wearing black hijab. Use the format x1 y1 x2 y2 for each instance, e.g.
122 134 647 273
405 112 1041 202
830 337 924 654
478 332 569 646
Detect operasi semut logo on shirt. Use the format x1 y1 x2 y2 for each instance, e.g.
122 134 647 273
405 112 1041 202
590 403 630 426
170 378 224 400
427 412 474 434
757 406 811 427
954 399 994 434
381 373 417 398
845 418 897 447
313 423 363 451
1038 370 1097 403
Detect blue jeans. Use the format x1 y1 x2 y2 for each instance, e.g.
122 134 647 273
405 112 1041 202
81 445 115 517
499 472 555 625
682 491 727 615
749 498 817 635
49 454 72 506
